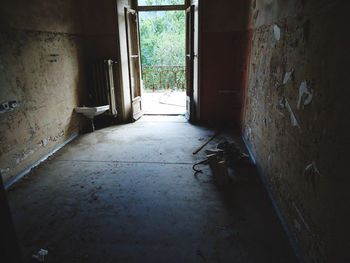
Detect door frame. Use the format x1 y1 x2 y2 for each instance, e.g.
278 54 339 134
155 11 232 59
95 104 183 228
185 5 195 121
125 7 143 121
127 0 200 122
131 0 190 11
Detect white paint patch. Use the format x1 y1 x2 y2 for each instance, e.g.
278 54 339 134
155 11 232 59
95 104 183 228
41 138 49 147
297 81 313 109
273 24 281 41
282 69 294 85
276 98 286 116
245 127 252 140
304 161 321 176
285 99 301 129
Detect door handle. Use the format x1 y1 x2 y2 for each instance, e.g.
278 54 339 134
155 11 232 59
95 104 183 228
130 55 139 58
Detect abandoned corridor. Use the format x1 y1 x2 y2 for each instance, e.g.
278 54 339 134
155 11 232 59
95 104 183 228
7 116 296 262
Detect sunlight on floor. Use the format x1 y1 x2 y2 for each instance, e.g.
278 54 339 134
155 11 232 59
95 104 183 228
143 91 186 115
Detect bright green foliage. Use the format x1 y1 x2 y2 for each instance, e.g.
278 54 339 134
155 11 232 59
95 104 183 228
139 10 185 66
139 0 185 7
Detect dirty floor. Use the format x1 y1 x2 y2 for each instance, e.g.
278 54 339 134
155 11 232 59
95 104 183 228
7 116 297 263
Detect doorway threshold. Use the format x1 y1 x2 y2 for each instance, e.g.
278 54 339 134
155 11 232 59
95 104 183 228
139 115 187 123
144 113 185 116
142 91 186 115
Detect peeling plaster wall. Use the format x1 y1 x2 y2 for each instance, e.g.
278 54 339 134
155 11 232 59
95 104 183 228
242 0 350 261
0 0 87 183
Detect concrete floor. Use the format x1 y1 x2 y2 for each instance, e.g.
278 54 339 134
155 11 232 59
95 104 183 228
7 116 297 263
142 91 186 115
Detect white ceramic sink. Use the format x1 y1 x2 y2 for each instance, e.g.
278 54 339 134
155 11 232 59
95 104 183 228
75 105 110 132
75 105 110 119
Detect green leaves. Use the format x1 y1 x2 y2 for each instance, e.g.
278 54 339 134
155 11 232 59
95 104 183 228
139 10 186 66
138 0 185 6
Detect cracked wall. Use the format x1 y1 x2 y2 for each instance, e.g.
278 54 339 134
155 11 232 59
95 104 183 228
243 0 350 261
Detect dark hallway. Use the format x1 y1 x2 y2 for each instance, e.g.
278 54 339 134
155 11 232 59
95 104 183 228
8 116 296 262
1 0 350 262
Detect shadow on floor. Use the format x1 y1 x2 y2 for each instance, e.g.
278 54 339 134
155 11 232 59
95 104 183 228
7 116 297 263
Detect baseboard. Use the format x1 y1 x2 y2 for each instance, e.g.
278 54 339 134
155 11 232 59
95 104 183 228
4 132 79 190
242 135 304 263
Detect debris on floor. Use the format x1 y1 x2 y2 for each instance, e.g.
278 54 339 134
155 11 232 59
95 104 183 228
207 154 230 185
192 140 250 185
192 132 219 155
7 117 298 262
32 248 48 262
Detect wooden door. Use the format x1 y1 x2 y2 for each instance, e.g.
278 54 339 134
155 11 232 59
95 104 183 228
125 8 143 121
185 5 195 122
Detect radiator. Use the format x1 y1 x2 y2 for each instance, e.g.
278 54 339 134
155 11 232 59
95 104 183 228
91 59 118 116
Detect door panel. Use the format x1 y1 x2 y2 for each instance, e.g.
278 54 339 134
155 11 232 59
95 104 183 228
125 8 143 121
186 5 195 122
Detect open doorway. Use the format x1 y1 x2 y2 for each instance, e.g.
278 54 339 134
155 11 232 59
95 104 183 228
139 10 186 115
124 0 197 122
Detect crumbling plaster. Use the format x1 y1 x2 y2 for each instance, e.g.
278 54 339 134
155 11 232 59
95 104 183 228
0 0 126 183
243 0 350 261
0 0 88 183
